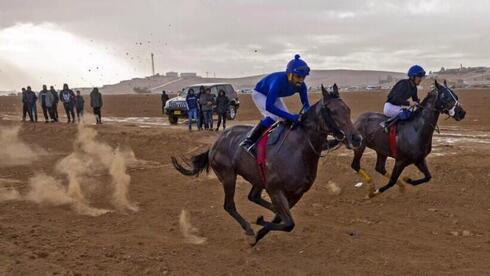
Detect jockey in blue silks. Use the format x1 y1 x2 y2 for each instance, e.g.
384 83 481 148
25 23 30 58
240 54 311 152
380 64 426 132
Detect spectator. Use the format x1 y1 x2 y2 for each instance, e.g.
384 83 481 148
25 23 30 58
185 88 198 132
199 87 215 130
161 90 169 114
59 83 76 123
50 86 59 122
90 88 103 124
197 85 205 130
75 90 85 123
21 88 28 122
25 86 38 122
44 86 55 122
215 90 230 131
39 85 52 123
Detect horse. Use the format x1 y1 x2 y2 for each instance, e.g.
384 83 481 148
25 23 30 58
349 80 466 197
172 84 363 245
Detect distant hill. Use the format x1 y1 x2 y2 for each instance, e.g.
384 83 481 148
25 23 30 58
76 66 490 95
90 70 406 95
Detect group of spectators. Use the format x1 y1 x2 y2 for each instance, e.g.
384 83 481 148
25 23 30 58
21 84 104 124
184 86 230 132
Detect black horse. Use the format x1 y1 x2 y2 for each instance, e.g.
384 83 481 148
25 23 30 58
350 80 466 197
172 84 362 245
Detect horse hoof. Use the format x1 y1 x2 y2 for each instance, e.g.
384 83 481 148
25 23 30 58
256 216 265 226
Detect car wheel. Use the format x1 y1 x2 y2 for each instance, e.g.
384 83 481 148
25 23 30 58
168 115 178 125
227 105 237 120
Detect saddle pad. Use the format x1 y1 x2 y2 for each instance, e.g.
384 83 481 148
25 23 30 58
389 124 397 158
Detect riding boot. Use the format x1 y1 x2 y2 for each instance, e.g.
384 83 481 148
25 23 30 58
239 122 268 153
380 115 399 133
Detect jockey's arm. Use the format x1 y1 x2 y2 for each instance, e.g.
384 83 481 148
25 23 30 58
265 87 298 122
299 84 310 111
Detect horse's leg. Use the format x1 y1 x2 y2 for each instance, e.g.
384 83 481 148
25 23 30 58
253 190 296 246
221 173 254 236
351 145 375 197
256 194 302 226
377 160 407 194
376 154 405 194
247 186 274 212
404 159 432 186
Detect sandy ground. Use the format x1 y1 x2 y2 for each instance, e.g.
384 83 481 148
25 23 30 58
0 90 489 275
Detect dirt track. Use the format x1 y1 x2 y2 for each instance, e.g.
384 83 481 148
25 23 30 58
1 90 489 275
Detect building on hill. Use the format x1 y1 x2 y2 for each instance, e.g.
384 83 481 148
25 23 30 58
166 71 179 77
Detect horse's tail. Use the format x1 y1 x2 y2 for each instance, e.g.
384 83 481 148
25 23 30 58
171 150 209 177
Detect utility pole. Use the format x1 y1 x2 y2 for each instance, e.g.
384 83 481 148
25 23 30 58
151 53 155 76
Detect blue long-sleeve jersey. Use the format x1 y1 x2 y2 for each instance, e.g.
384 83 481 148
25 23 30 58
254 71 309 121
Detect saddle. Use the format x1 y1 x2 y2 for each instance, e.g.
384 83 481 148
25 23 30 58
255 122 287 183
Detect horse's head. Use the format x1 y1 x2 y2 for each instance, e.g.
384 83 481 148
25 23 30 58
432 80 466 121
309 84 362 149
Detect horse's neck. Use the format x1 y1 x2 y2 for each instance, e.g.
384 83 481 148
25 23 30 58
417 96 440 139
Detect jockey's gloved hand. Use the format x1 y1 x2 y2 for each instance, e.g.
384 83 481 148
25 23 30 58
303 105 310 112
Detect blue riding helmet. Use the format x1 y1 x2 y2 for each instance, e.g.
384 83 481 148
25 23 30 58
408 65 426 78
286 54 310 77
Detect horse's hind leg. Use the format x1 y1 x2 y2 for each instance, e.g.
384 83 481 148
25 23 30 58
376 154 405 193
404 159 432 186
377 160 407 194
253 190 297 246
220 172 254 236
248 186 274 211
351 145 375 197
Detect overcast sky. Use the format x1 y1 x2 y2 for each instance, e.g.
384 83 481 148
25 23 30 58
1 0 489 90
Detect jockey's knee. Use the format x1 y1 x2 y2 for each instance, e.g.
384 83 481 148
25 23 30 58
260 117 275 128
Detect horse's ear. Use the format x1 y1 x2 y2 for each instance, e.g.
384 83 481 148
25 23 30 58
435 80 441 89
444 80 448 87
321 84 328 98
332 83 339 98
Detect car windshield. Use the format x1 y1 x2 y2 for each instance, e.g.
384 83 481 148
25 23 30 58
179 86 200 97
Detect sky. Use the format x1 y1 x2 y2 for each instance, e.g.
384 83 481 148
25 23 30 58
1 0 490 91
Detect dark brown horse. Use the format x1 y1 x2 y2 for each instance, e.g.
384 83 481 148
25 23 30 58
350 80 466 197
172 84 362 245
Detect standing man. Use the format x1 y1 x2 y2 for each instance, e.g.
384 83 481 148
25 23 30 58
59 83 76 123
197 85 205 130
39 85 51 123
215 89 229 131
161 90 169 115
21 87 28 122
50 86 59 122
90 88 103 124
25 86 38 123
199 87 215 130
185 88 199 131
75 90 85 123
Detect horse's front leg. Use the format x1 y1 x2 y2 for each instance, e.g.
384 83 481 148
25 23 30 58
404 159 432 186
376 160 407 194
252 191 299 246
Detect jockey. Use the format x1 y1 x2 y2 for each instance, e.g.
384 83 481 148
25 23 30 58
380 65 426 132
239 54 310 152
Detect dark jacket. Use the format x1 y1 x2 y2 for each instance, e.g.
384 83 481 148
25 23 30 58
39 89 49 107
90 91 103 108
186 94 198 110
386 79 419 106
75 95 85 110
161 93 169 106
25 91 37 105
199 93 215 111
215 95 230 113
50 89 59 104
60 89 75 105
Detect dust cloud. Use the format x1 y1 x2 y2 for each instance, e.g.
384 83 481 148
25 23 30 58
179 209 207 245
0 126 44 166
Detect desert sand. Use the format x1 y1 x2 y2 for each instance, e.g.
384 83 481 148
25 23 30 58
0 89 489 275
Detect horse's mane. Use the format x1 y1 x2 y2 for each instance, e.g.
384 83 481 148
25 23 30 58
412 89 437 116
